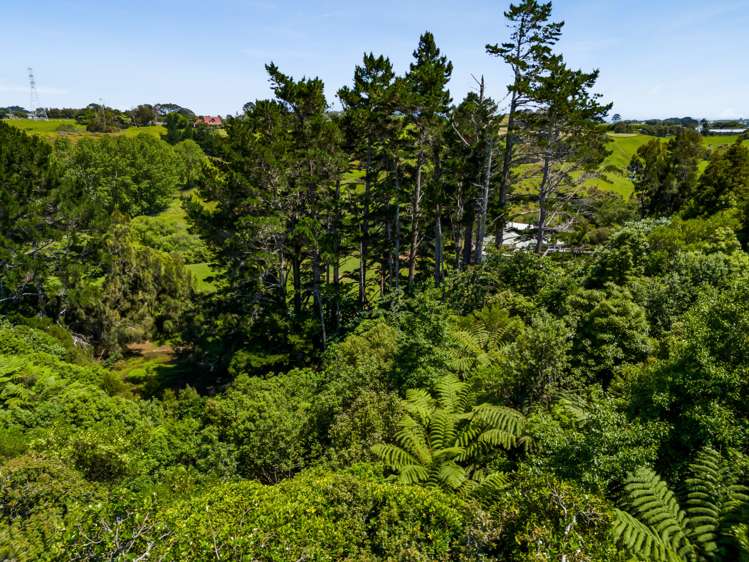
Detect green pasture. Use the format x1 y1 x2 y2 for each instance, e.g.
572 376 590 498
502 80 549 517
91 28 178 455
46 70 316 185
4 118 165 140
590 133 747 199
186 262 217 293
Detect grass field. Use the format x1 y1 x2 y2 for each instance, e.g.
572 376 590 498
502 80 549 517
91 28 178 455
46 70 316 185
4 118 165 141
186 262 217 293
589 133 748 199
588 134 655 197
702 134 747 148
144 189 220 293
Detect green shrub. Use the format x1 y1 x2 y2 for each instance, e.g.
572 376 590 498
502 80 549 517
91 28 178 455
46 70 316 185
65 470 500 561
0 320 67 360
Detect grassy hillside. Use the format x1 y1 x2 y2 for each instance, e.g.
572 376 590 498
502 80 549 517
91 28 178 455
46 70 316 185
589 134 655 198
4 118 165 140
591 133 748 199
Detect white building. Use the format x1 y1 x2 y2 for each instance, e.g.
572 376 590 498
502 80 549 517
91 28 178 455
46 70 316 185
483 222 565 254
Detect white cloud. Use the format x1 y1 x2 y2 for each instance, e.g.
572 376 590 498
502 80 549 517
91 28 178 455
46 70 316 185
718 107 740 119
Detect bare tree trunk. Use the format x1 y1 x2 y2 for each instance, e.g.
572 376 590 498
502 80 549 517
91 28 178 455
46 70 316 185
359 145 372 308
332 180 341 331
536 154 551 254
312 250 326 348
433 144 444 287
393 160 401 292
475 137 494 263
496 90 519 248
408 151 424 288
292 253 301 316
462 217 474 266
453 187 465 271
434 204 443 287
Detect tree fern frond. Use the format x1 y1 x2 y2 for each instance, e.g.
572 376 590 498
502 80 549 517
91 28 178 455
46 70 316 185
612 509 679 562
554 392 590 427
371 443 420 469
395 423 431 466
449 328 485 356
470 472 509 502
624 468 694 559
434 374 468 413
456 426 482 449
471 403 526 436
397 464 430 485
456 442 482 463
616 450 749 562
685 447 737 554
429 409 456 451
445 356 475 374
435 461 467 490
431 447 465 462
477 428 517 449
403 389 434 424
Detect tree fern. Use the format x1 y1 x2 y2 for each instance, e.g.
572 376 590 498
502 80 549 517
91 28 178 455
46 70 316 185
623 467 694 559
686 448 749 558
685 448 724 555
434 374 470 414
445 306 520 376
372 374 525 494
371 443 420 469
613 508 681 561
614 449 749 561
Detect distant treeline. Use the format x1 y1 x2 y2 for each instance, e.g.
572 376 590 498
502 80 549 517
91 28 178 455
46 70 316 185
610 116 748 136
0 103 199 132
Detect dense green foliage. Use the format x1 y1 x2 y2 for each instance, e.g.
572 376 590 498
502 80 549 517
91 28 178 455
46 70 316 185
1 1 748 560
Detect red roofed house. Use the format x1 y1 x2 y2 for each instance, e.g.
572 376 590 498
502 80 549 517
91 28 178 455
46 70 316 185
195 115 223 127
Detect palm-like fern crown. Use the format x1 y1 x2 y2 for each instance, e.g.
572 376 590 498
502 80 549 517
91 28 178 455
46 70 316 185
446 306 521 375
613 448 749 561
372 374 526 495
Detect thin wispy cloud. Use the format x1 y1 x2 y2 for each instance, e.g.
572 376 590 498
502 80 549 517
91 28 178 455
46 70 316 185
0 0 746 117
241 47 313 61
665 0 749 31
0 83 69 96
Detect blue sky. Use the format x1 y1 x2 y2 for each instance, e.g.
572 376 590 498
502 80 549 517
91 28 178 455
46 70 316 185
2 0 748 119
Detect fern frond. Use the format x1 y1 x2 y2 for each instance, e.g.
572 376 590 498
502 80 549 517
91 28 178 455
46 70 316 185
456 426 482 449
445 356 475 374
403 389 434 424
470 472 509 502
685 448 722 554
431 447 465 462
371 444 419 469
397 464 430 485
471 404 526 436
477 428 517 449
612 508 679 562
434 374 468 413
450 329 484 356
395 421 431 466
555 392 590 427
624 468 694 559
435 461 467 490
429 410 456 451
685 448 749 557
